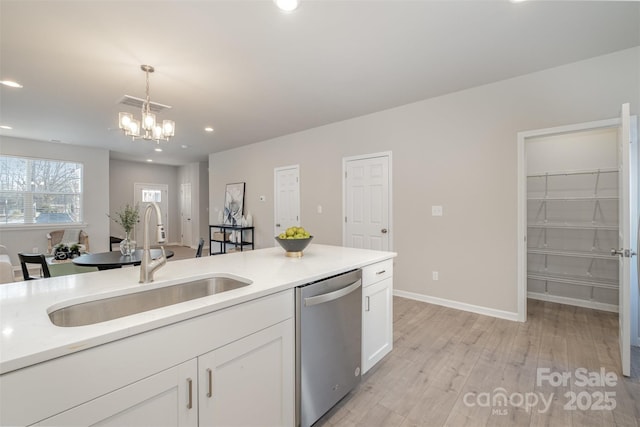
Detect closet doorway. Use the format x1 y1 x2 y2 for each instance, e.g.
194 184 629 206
517 104 638 376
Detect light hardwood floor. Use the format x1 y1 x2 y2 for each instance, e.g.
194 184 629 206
317 298 640 427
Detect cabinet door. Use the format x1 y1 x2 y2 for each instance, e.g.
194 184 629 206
198 319 294 427
362 277 393 374
35 359 198 427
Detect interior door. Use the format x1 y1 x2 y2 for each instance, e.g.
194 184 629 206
615 103 634 377
344 154 391 251
274 165 300 239
181 183 193 247
134 183 169 246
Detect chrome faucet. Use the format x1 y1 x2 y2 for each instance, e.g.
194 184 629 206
139 202 167 283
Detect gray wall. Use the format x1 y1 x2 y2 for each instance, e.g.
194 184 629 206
109 159 180 244
210 47 640 317
0 137 110 262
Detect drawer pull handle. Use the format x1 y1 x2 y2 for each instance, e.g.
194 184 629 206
207 368 213 398
365 296 370 312
187 378 193 409
376 270 386 275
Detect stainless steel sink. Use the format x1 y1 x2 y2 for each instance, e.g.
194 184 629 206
48 276 251 327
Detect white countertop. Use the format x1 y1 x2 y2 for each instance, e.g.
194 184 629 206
0 244 395 374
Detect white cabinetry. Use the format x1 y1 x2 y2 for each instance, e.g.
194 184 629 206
2 290 294 427
36 359 198 427
35 320 294 427
198 319 294 427
361 259 393 374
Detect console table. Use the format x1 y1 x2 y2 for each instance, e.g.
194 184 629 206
209 224 254 255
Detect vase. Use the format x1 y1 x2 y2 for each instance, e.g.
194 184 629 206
120 232 136 256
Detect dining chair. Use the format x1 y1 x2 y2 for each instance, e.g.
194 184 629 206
18 253 51 280
195 238 205 258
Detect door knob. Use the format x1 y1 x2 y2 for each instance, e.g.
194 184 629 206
381 228 388 234
611 248 637 257
276 223 281 227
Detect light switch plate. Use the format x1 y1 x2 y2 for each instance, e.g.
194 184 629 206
432 205 443 216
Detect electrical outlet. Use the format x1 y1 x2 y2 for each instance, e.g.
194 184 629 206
431 206 443 216
432 271 439 281
317 205 323 214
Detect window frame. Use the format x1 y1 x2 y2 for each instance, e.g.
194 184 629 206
0 154 85 228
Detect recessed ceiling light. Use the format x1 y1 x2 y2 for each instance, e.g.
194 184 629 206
205 127 214 133
275 0 299 12
0 80 23 88
146 159 153 162
181 144 188 149
154 147 163 152
0 125 12 130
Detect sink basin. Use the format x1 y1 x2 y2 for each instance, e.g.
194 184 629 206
48 276 251 327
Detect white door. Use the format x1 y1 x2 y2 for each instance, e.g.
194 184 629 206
274 165 300 239
181 183 193 247
343 153 391 251
134 183 169 246
614 103 636 377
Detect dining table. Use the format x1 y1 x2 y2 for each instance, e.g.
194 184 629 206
46 257 99 277
72 248 174 271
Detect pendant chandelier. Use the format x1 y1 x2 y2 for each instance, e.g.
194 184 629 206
118 65 175 142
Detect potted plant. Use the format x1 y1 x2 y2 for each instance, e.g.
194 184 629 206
69 243 81 258
108 204 140 256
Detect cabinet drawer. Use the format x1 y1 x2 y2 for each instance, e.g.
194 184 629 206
362 259 393 287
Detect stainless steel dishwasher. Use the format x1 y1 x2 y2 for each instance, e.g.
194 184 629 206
296 269 362 427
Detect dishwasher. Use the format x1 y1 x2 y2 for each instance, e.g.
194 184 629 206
296 269 362 427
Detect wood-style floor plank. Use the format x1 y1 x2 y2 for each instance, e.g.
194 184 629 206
317 297 640 427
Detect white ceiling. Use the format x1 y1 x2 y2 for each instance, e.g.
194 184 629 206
1 1 638 166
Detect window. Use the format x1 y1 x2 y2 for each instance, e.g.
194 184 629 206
0 155 83 225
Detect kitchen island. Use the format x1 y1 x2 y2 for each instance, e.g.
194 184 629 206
0 244 395 426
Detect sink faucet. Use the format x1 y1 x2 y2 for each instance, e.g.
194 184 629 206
139 202 167 283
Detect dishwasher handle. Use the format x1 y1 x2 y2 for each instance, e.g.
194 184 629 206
304 280 361 307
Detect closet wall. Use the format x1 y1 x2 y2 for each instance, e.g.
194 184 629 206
527 127 619 312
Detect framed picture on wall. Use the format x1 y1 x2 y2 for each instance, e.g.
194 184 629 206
224 182 245 226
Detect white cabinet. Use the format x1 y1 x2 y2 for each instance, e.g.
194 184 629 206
3 290 294 427
199 319 294 427
36 359 198 427
361 259 393 374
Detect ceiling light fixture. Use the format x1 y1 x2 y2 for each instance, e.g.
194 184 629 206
275 0 299 12
0 125 13 130
205 127 214 132
0 80 23 88
118 65 175 143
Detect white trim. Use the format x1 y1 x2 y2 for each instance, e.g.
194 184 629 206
528 292 618 313
517 117 622 323
0 223 89 231
342 151 393 251
393 289 520 322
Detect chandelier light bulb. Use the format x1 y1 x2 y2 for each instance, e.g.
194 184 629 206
129 119 140 137
162 120 175 136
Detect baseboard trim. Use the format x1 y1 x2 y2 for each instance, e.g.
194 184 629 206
527 292 618 313
393 289 520 322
